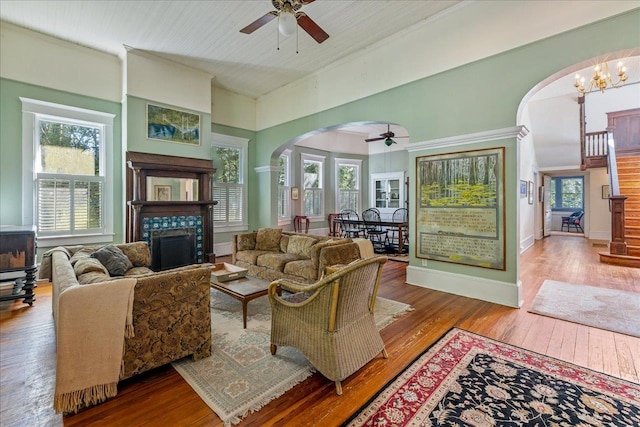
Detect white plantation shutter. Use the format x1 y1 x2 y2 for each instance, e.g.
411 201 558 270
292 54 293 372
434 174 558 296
38 178 70 232
213 183 243 224
338 189 359 211
37 175 103 233
278 186 290 219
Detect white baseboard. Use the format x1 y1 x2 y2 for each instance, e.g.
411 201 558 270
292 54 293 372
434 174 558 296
589 231 611 241
214 242 233 257
520 234 535 254
406 266 522 308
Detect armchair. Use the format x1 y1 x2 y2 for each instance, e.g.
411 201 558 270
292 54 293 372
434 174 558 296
268 256 388 395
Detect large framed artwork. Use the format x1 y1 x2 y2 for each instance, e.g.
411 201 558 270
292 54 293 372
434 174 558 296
416 147 505 270
147 103 200 145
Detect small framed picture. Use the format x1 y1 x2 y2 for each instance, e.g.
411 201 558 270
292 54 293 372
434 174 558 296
602 185 610 199
519 180 527 198
528 181 534 205
154 185 172 201
291 187 299 200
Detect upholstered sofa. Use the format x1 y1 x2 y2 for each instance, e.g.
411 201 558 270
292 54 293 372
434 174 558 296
40 242 211 414
231 228 364 284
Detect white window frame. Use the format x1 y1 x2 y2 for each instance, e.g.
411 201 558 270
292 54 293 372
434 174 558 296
301 153 325 221
21 97 115 246
335 158 362 214
211 132 249 233
278 149 292 227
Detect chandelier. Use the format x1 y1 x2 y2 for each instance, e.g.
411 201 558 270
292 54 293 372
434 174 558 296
574 61 628 94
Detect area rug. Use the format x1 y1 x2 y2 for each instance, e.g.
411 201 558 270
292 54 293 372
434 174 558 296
529 280 640 337
172 289 413 426
386 253 409 263
344 328 640 426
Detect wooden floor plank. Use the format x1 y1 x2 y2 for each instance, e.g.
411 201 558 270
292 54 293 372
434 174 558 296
1 235 638 426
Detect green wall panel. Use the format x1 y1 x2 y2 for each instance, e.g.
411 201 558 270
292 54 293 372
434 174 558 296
0 78 123 242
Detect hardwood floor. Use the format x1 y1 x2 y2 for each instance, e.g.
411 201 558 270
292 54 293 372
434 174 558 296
1 235 638 426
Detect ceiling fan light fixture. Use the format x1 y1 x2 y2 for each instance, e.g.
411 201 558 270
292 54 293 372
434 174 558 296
278 10 297 37
385 137 394 147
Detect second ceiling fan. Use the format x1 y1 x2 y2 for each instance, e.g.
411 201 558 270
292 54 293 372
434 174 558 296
365 124 409 147
240 0 329 44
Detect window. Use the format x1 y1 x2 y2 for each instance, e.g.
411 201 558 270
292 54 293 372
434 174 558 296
211 133 248 231
335 158 361 213
302 154 325 219
550 176 584 210
278 150 291 224
21 98 115 246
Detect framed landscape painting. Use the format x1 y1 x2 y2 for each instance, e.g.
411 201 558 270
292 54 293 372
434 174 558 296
415 147 505 270
147 104 200 145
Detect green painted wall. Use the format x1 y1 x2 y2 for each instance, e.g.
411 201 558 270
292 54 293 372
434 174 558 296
0 77 123 241
247 10 639 284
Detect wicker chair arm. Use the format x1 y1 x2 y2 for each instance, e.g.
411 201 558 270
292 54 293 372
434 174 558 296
268 275 335 308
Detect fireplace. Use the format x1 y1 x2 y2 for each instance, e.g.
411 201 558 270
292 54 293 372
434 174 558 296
126 152 217 263
150 227 197 271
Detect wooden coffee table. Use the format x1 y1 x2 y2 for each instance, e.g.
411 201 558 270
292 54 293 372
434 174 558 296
210 275 273 329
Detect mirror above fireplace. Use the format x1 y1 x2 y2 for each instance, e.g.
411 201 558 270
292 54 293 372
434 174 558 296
146 176 199 201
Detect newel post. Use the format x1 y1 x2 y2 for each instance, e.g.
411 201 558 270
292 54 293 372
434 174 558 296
609 195 627 255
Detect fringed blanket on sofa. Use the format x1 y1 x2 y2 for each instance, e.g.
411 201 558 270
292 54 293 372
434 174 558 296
53 277 136 414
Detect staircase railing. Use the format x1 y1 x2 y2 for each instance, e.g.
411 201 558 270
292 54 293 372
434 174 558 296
585 131 608 157
606 128 628 255
579 96 608 169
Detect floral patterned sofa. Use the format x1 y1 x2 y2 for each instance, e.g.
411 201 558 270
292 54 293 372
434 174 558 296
231 228 364 284
40 242 211 413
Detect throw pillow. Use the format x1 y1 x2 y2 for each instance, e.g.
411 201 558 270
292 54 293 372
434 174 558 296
117 242 151 267
287 235 316 257
74 258 109 277
237 233 257 251
255 228 282 251
69 247 96 266
90 245 133 276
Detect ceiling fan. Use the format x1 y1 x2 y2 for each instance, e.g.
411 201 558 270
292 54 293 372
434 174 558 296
365 124 409 147
240 0 329 44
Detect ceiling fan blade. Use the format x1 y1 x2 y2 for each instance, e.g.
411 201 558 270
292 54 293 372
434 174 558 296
365 137 385 142
298 0 316 4
240 11 278 34
296 13 329 43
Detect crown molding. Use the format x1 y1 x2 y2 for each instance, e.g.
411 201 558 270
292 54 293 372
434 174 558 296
407 126 528 152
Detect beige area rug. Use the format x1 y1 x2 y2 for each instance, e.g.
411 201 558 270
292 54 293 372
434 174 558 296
172 288 413 426
529 280 640 337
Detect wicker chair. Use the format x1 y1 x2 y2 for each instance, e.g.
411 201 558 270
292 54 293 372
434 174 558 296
268 256 388 395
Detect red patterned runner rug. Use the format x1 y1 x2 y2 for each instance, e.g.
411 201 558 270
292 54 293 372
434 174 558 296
344 328 640 426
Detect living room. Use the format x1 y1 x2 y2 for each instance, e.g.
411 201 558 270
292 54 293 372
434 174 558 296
1 2 639 425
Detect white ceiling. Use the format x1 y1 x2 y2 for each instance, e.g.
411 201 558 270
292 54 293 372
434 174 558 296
0 0 460 99
1 1 638 162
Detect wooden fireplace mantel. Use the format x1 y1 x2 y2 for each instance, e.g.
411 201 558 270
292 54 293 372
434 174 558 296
126 151 217 263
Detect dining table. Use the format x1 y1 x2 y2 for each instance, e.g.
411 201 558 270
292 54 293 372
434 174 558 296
331 217 409 255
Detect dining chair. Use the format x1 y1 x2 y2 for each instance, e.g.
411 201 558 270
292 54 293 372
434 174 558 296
339 209 362 238
362 208 389 253
391 208 409 250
